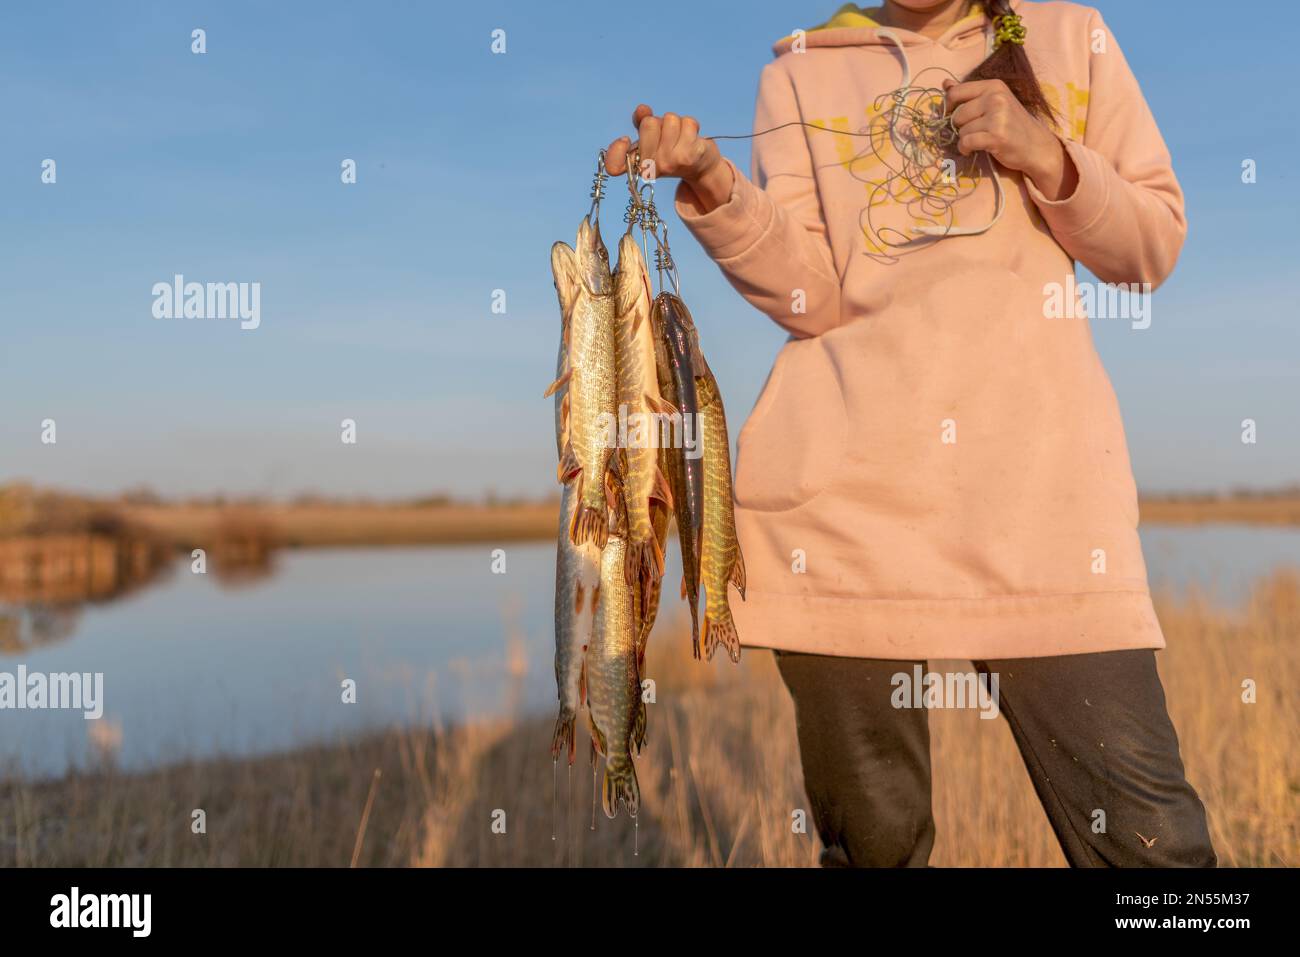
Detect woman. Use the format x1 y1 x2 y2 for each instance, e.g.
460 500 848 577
604 0 1216 867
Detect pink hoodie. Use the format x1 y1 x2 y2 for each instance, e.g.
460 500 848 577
674 1 1184 660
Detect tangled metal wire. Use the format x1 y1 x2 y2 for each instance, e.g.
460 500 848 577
710 67 992 264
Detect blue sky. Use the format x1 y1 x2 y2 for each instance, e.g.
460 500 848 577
1 0 1296 499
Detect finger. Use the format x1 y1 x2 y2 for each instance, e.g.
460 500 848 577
943 78 1003 110
604 136 632 175
953 116 993 138
632 104 654 128
660 111 681 164
948 97 988 130
638 114 662 177
957 130 998 156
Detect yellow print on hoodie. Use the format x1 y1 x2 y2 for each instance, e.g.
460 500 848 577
812 104 982 256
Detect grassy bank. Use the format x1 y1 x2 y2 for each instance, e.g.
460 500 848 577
3 571 1295 867
1140 493 1300 527
119 501 560 549
106 494 1300 551
5 484 1300 566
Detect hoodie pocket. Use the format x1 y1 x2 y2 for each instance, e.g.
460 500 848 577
733 337 848 513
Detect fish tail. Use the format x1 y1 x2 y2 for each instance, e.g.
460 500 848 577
689 598 702 660
570 500 609 549
623 535 664 589
703 611 742 664
601 753 640 819
632 698 647 754
680 575 702 659
551 709 577 765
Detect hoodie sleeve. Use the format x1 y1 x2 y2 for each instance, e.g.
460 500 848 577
673 61 842 338
1024 10 1186 289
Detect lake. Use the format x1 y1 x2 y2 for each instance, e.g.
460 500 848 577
1 525 1297 776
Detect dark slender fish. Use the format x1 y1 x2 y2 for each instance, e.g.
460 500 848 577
649 293 706 656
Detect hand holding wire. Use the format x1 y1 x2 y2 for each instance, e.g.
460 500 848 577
604 105 734 214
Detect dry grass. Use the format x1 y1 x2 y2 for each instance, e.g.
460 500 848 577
119 501 560 549
2 573 1296 867
1139 494 1300 526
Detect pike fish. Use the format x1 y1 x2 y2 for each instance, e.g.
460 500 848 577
612 233 671 595
586 534 642 818
650 292 706 656
696 357 746 663
551 483 600 762
548 216 618 549
548 216 611 761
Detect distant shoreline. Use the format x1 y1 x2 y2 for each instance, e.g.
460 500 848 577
114 496 1300 550
120 501 563 549
3 488 1299 561
1137 495 1300 527
129 495 1300 545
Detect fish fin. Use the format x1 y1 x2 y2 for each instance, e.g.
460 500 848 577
637 577 660 663
680 570 702 659
730 551 747 600
558 392 571 449
649 465 673 509
605 470 628 539
601 753 640 819
542 367 572 398
649 533 665 581
586 711 607 757
579 657 588 706
645 393 678 417
688 597 702 660
569 474 609 549
703 608 742 664
556 443 580 484
551 242 581 318
632 698 647 755
651 499 671 546
624 535 664 590
551 709 577 765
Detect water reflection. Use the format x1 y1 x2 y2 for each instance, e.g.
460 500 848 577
0 528 1295 777
0 605 84 653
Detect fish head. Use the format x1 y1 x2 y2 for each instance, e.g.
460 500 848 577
613 231 653 316
661 294 705 368
615 230 646 276
575 215 613 296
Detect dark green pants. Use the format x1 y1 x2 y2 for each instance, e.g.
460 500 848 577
775 649 1216 867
